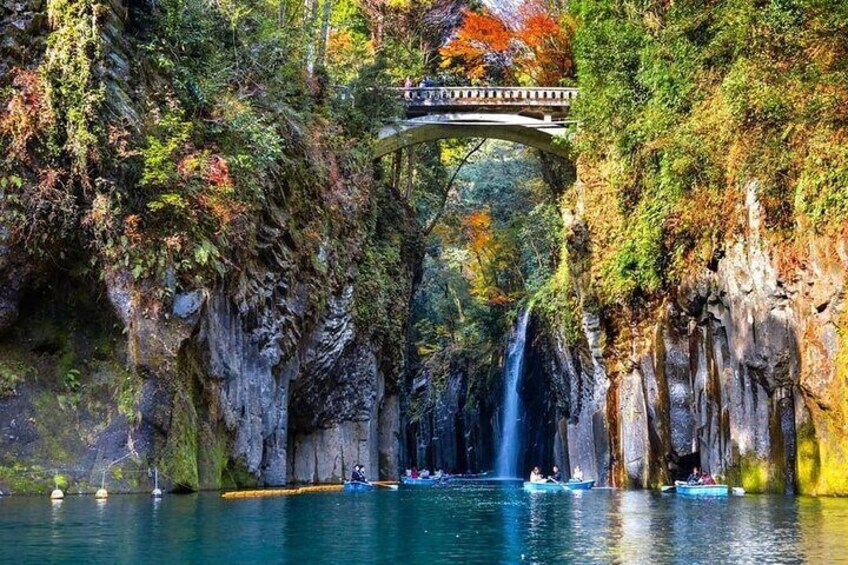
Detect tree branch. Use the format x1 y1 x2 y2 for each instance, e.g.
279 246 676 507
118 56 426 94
423 139 486 237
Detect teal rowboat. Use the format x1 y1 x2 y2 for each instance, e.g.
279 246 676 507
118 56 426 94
675 482 729 497
344 481 374 492
523 480 595 492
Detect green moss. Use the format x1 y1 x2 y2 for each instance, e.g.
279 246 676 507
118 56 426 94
220 458 259 490
740 456 770 493
42 0 106 173
796 420 821 496
805 310 848 496
725 452 772 494
0 358 28 397
53 473 68 489
353 189 415 356
116 367 142 424
196 424 230 490
532 253 581 345
0 463 51 494
159 390 200 491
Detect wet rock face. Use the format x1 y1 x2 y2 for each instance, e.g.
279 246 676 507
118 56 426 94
402 359 495 474
545 312 612 485
0 242 28 334
103 267 407 489
0 0 46 72
519 318 560 475
553 180 847 494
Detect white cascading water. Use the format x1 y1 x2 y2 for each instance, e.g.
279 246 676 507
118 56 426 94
495 308 531 478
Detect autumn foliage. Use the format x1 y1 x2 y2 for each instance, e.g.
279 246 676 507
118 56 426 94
461 209 514 306
440 0 575 85
515 3 575 86
0 69 54 164
440 10 514 81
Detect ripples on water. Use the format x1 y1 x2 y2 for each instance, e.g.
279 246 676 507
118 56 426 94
1 485 847 564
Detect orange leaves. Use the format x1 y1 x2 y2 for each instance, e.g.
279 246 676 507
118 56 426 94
463 209 497 258
440 9 515 81
515 3 575 86
176 152 232 190
459 209 515 306
440 1 574 86
207 155 232 188
0 68 54 163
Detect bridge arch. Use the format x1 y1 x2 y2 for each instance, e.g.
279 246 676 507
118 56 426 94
373 114 570 158
371 87 576 159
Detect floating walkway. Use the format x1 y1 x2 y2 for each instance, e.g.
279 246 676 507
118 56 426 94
222 482 399 499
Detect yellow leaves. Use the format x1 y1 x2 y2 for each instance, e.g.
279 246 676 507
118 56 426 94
458 209 520 306
463 209 496 258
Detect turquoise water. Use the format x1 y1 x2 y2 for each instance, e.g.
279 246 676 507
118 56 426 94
1 485 847 564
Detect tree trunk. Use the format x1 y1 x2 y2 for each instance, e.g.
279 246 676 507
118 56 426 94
404 147 414 201
316 0 333 69
305 0 319 74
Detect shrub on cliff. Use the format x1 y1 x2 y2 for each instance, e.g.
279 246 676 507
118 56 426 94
568 0 848 306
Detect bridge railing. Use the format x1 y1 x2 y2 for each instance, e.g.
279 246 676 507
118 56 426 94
393 87 577 106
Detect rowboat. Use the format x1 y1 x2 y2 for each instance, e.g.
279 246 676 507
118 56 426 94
674 481 729 497
522 480 595 492
400 477 439 487
564 479 595 491
523 481 563 492
344 481 375 492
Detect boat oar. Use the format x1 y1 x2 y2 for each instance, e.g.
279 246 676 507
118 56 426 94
372 481 399 491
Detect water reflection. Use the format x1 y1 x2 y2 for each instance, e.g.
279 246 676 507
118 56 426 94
611 491 655 562
502 486 523 562
798 496 848 561
3 488 848 563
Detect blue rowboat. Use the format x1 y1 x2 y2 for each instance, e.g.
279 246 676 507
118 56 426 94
523 481 563 492
675 483 728 497
564 479 594 491
344 481 374 492
523 480 594 492
400 477 438 487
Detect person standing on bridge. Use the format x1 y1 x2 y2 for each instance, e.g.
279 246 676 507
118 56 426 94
404 76 413 89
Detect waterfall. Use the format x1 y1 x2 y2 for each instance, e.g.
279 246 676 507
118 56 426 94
495 308 531 478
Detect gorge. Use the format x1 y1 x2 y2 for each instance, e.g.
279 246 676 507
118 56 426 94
1 0 847 502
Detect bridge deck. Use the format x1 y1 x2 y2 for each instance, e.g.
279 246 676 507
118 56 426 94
395 87 577 109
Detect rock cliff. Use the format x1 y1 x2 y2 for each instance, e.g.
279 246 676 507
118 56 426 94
547 180 847 495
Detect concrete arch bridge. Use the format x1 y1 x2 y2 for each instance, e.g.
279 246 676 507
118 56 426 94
373 87 578 159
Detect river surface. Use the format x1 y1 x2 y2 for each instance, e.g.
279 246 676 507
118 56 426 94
1 484 847 564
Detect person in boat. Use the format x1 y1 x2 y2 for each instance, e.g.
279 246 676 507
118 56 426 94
405 468 412 478
701 471 715 485
434 469 444 480
351 464 364 483
547 465 563 483
420 469 431 479
359 465 369 482
411 467 420 479
530 466 544 483
572 466 584 481
687 467 701 485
